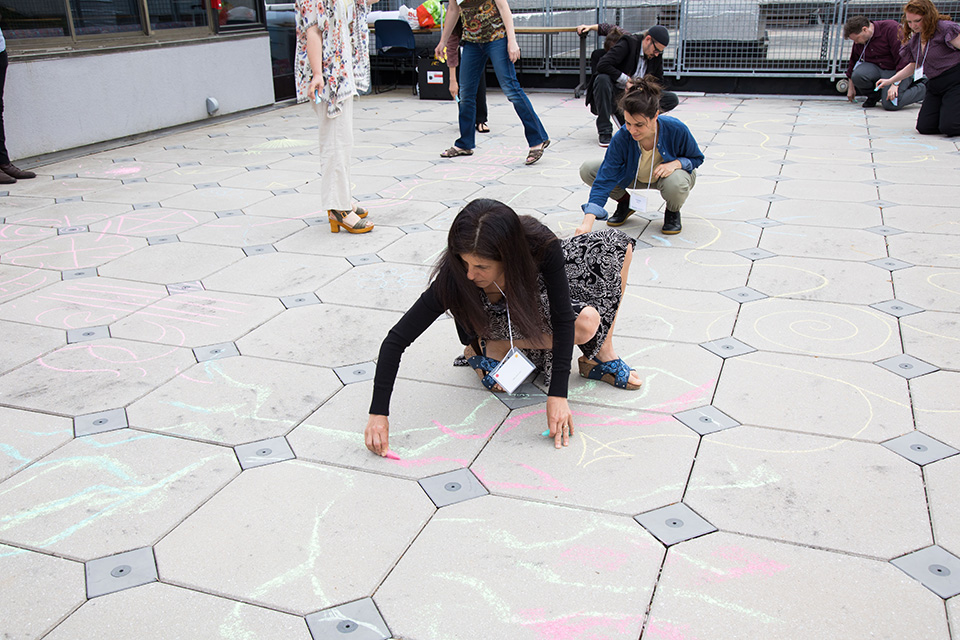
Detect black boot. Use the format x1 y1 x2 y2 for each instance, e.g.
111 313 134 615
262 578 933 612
607 196 635 227
662 209 681 234
0 169 15 185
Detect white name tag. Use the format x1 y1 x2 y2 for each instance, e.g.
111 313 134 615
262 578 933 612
627 189 648 214
914 65 924 81
489 347 536 394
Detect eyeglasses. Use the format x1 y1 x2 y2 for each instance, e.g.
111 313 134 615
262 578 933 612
652 42 666 55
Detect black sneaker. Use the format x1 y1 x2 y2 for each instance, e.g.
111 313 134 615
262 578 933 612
599 133 611 147
862 95 879 108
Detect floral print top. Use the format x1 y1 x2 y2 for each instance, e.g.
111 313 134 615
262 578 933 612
295 0 371 117
459 0 506 44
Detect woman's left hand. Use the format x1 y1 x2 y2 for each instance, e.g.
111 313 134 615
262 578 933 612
508 40 521 63
546 396 574 448
653 160 682 180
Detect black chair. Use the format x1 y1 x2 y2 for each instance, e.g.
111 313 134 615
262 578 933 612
374 19 418 94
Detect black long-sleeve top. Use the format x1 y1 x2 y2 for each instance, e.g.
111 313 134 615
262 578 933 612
369 239 576 416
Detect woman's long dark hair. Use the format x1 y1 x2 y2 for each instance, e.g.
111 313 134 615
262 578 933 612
433 199 558 339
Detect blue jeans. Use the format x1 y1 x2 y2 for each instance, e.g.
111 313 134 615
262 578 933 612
455 38 548 150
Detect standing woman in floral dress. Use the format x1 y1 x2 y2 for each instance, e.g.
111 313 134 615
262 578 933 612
295 0 378 233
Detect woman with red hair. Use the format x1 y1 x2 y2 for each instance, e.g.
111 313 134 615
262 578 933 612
877 0 960 136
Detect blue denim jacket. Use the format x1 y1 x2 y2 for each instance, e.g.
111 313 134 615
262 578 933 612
582 115 704 220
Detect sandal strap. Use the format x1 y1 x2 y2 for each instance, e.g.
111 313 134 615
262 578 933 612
587 358 633 389
467 354 500 375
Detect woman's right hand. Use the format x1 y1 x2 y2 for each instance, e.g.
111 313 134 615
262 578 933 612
308 74 324 101
365 414 390 455
449 74 459 100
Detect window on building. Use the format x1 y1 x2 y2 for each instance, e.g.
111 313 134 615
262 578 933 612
1 0 266 46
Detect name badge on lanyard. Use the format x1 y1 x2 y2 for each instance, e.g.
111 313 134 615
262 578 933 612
628 132 658 215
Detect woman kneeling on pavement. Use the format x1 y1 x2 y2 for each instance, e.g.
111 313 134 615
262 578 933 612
365 198 639 454
577 76 703 236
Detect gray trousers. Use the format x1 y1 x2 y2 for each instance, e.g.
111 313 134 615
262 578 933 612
851 62 926 111
580 158 696 213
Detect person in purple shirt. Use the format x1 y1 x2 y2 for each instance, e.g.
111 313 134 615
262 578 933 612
877 0 960 136
843 15 926 109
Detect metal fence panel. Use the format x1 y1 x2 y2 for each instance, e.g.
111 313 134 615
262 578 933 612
371 0 960 80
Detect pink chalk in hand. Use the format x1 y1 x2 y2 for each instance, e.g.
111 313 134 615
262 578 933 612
384 450 401 460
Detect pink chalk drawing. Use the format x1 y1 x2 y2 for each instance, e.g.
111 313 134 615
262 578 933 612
434 419 500 441
95 209 204 236
473 463 570 493
646 379 716 413
691 546 789 585
29 281 163 328
38 342 183 378
102 166 144 177
519 609 644 640
645 619 701 640
498 408 677 436
0 224 50 245
131 293 252 329
559 545 632 572
6 234 139 270
0 268 52 303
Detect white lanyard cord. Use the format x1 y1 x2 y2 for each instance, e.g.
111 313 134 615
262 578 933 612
856 37 869 64
636 122 658 187
493 281 515 351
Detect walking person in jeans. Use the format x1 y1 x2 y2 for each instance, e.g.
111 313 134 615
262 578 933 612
434 0 550 165
0 23 37 185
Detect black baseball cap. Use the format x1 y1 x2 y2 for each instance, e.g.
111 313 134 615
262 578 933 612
648 25 670 47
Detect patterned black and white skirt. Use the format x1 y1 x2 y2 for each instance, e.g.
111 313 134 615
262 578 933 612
480 228 635 385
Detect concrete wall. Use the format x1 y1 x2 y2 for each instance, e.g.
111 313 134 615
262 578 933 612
6 34 275 160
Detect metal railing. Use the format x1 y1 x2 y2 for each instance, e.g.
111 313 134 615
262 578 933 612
372 0 960 80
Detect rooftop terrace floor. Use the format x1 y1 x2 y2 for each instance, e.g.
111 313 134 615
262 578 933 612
1 90 959 639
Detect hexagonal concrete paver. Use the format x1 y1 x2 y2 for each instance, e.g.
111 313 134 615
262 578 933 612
901 311 960 370
1 223 58 252
237 303 401 368
155 460 434 615
887 232 960 269
626 247 752 292
88 207 217 237
758 226 887 262
0 319 64 374
0 544 86 640
5 201 131 229
161 186 273 212
109 290 282 347
315 262 431 313
926 455 960 555
129 356 341 445
291 379 508 478
0 429 238 560
0 338 195 414
97 241 242 284
747 255 895 304
0 277 168 329
0 407 74 482
686 426 931 557
0 264 60 305
714 350 913 441
274 224 406 258
639 218 762 253
767 199 883 228
569 337 722 415
202 251 351 297
617 285 739 343
1 232 146 270
732 297 902 362
177 215 304 247
474 406 698 514
646 532 947 640
377 496 664 640
911 371 960 450
43 582 311 640
893 265 960 313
